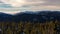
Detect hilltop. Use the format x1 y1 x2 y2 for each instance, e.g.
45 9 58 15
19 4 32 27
0 11 60 23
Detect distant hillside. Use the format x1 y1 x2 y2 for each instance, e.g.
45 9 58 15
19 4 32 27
0 11 60 23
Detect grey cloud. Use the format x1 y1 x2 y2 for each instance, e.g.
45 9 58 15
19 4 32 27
41 0 60 5
26 0 60 6
26 0 42 2
0 0 60 11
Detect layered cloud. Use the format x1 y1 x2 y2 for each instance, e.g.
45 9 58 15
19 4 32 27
0 0 60 14
23 0 60 10
1 0 60 10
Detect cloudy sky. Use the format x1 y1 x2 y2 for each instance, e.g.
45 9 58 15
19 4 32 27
0 0 60 14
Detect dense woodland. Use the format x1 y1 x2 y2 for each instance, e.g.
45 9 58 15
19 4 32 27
0 20 59 34
0 11 60 34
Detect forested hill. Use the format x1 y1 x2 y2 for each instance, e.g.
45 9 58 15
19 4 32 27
0 11 60 22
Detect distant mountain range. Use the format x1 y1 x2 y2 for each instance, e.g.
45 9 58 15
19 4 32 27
0 11 60 23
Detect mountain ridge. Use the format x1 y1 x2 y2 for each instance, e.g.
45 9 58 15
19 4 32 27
0 11 60 22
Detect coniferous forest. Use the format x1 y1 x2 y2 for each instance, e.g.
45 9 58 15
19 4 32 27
0 11 60 34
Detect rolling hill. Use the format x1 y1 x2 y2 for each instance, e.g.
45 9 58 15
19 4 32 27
0 11 60 23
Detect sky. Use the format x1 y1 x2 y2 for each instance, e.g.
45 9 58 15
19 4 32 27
0 0 60 14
